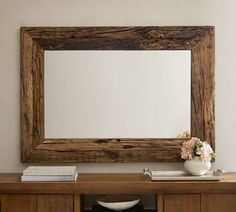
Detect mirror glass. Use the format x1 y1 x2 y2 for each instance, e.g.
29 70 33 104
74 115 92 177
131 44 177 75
45 50 191 138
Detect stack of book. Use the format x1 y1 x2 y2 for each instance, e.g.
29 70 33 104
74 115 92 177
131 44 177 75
21 166 78 182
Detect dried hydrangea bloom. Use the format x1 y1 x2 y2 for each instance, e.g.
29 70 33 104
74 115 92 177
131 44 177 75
196 142 213 162
181 138 198 160
181 137 215 161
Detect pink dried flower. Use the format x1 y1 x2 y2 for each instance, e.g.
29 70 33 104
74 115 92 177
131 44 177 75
181 137 199 160
196 142 213 162
180 136 215 161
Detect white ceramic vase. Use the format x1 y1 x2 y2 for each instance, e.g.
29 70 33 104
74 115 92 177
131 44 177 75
184 156 211 176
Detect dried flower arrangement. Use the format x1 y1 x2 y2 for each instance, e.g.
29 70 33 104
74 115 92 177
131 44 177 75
181 137 216 162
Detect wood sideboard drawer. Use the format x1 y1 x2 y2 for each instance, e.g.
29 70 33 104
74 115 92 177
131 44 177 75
38 195 74 212
0 195 37 212
201 194 236 212
0 194 74 212
163 194 200 212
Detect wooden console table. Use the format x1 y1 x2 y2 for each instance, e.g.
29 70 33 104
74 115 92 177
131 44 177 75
0 173 236 212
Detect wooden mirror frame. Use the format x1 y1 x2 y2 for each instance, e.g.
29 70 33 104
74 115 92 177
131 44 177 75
21 26 215 163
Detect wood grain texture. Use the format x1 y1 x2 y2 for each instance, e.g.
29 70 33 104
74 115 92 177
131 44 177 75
1 173 236 194
21 29 44 161
20 26 215 162
74 195 81 212
31 138 184 162
164 194 200 212
157 194 164 212
1 194 37 212
191 29 215 146
201 194 236 212
38 195 73 212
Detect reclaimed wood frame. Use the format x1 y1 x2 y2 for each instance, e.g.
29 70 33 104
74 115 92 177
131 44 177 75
20 26 215 163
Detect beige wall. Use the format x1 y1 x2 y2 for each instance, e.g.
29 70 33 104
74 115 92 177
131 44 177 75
0 0 236 173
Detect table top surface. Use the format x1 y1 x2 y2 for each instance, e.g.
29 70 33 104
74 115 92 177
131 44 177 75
0 173 236 194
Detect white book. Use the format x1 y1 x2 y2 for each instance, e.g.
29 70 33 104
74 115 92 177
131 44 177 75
21 171 78 182
23 166 77 176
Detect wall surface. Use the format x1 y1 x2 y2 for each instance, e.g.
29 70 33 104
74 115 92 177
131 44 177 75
0 0 236 173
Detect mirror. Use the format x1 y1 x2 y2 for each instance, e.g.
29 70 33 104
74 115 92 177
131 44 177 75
45 50 191 138
21 26 214 162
